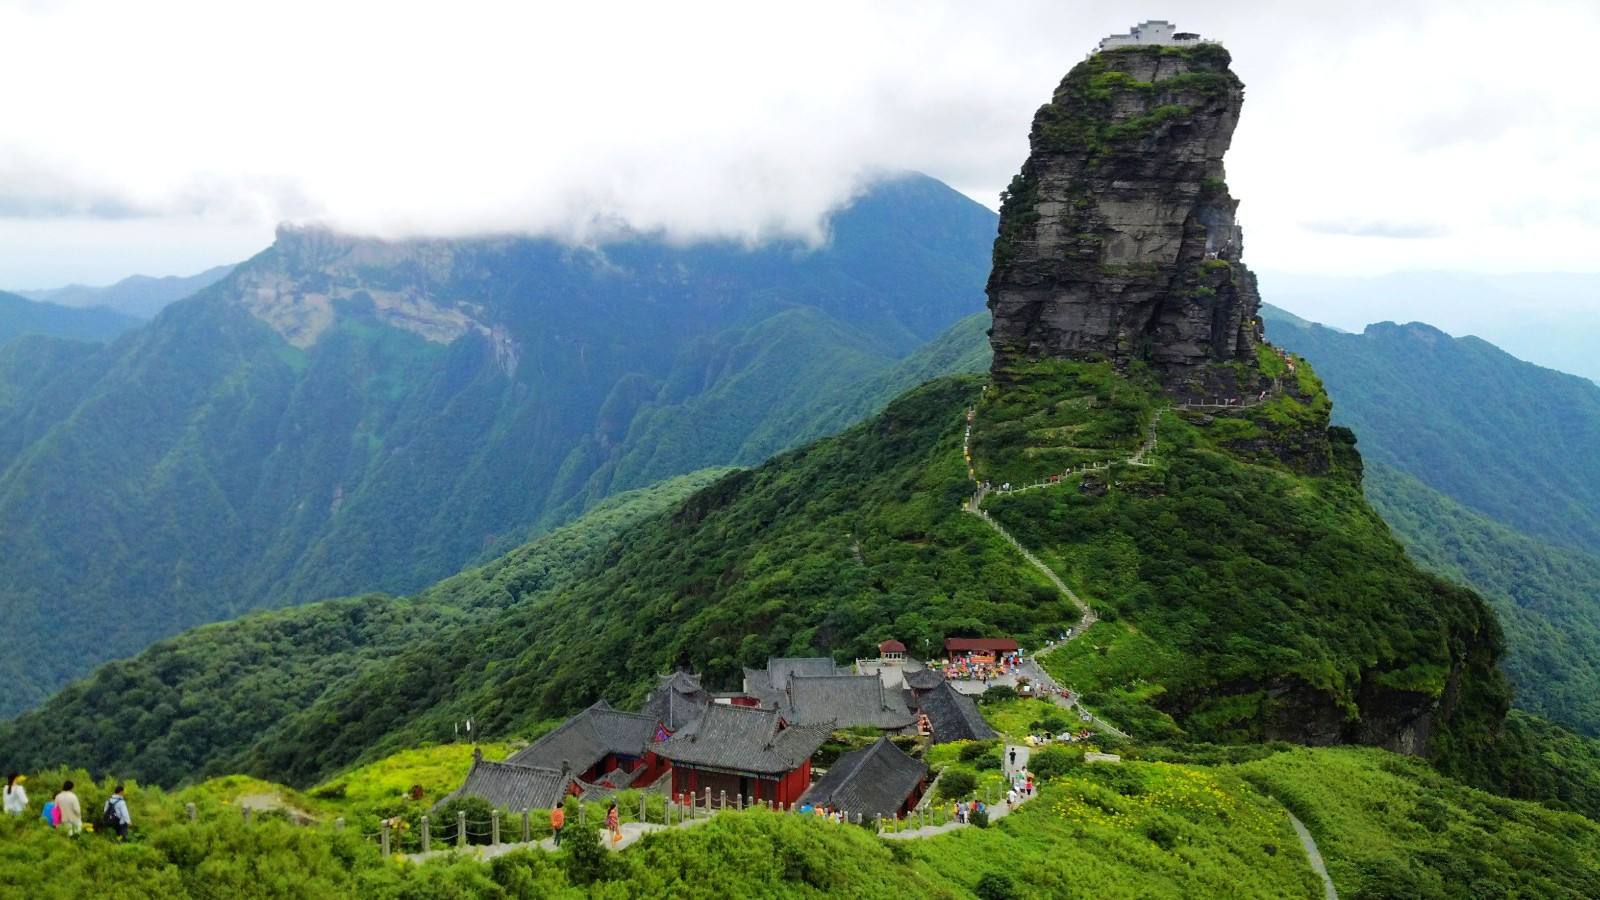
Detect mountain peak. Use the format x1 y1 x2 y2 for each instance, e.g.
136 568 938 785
986 40 1264 393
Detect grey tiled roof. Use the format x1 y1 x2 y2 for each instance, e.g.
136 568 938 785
776 675 917 731
799 738 927 819
436 758 568 812
915 682 996 743
641 671 711 731
506 700 657 773
744 657 845 696
653 703 832 775
905 668 947 691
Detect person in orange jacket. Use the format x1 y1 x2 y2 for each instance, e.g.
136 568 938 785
550 802 566 847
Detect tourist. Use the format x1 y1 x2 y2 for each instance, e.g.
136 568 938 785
53 781 82 836
3 773 26 817
550 801 565 847
606 800 620 844
102 784 131 840
1025 775 1034 797
1008 748 1017 770
1007 788 1018 806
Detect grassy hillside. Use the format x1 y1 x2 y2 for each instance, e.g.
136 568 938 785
975 359 1504 767
6 741 1599 898
0 470 726 786
1236 746 1600 898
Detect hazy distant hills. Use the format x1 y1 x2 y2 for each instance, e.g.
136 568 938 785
1263 309 1600 559
0 290 141 346
1260 270 1600 385
17 264 235 319
0 173 995 716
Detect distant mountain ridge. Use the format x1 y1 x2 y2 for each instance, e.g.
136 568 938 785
0 173 997 716
0 290 141 346
18 264 235 319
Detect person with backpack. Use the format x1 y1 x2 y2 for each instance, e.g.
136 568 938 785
53 781 82 836
102 784 131 840
3 773 26 816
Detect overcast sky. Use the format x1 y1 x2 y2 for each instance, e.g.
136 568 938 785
3 0 1598 288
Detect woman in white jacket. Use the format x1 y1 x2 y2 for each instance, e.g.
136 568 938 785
3 772 26 816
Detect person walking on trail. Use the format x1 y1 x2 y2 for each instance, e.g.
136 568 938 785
53 781 82 836
102 784 131 840
605 800 620 844
550 802 565 847
3 773 26 817
1008 748 1017 770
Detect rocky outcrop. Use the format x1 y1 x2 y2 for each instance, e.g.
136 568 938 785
987 43 1264 391
234 225 520 372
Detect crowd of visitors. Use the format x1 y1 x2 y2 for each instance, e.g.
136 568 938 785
3 772 132 840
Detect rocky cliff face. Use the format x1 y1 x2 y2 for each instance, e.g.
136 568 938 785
988 43 1264 393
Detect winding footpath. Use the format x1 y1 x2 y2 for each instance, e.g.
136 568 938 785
1287 810 1340 899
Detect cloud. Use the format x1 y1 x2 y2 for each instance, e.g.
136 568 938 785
1301 220 1448 239
1 0 1599 284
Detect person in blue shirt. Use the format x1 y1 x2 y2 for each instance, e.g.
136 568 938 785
103 784 131 840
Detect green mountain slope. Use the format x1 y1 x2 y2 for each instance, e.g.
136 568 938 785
0 469 725 785
0 173 997 716
1363 460 1600 736
1263 311 1600 558
0 289 140 346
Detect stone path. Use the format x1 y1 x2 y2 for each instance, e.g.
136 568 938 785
403 817 709 863
1287 811 1339 900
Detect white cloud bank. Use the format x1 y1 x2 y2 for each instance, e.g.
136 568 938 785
2 0 1598 286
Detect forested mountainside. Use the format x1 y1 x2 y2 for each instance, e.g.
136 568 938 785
0 173 996 716
1364 461 1600 737
1264 310 1600 558
0 289 140 346
16 264 236 319
0 469 726 785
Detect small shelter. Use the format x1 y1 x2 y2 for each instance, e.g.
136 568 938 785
799 737 928 820
943 637 1019 665
877 639 907 662
653 703 833 808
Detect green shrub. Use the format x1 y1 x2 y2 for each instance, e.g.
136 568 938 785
562 821 609 885
975 754 1003 772
1030 747 1083 781
981 684 1019 704
938 770 977 800
430 794 496 846
975 871 1017 899
959 741 999 761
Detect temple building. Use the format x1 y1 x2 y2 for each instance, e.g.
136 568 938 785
640 670 711 731
501 700 669 795
906 669 997 744
772 674 917 733
799 737 928 820
653 703 833 808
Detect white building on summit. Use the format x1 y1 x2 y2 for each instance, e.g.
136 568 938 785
1096 20 1213 51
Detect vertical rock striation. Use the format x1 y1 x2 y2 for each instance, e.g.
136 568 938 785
987 42 1264 393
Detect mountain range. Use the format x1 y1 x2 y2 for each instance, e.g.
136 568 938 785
0 173 995 715
16 264 236 319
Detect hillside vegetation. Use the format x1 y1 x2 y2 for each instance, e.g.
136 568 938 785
0 471 727 786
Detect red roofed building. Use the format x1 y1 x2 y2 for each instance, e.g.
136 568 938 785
943 637 1019 663
878 639 907 661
